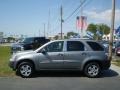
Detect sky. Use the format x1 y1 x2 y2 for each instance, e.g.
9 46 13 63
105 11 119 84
0 0 120 37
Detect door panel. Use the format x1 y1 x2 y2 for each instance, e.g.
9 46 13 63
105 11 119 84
63 41 87 69
63 51 87 69
38 41 64 69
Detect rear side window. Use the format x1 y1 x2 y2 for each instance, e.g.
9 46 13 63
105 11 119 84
87 41 104 51
67 41 84 51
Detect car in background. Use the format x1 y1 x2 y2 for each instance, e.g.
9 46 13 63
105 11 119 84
9 39 111 78
115 41 120 56
11 37 50 53
100 40 116 53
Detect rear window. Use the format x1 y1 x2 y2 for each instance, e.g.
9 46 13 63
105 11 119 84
87 41 104 51
67 41 85 51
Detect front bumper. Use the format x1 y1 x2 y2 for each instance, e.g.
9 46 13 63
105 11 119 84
9 61 16 70
11 46 24 53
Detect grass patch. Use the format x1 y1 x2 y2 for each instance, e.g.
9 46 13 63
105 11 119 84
0 46 15 77
112 60 120 67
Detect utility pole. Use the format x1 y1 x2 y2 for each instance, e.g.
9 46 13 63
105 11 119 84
109 0 115 61
60 5 63 39
47 9 50 37
80 0 83 38
43 23 46 37
39 29 41 37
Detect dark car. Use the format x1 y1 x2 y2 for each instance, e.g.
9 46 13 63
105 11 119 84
115 41 120 56
11 37 50 53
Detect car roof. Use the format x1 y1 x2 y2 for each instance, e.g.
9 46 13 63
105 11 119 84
52 39 96 42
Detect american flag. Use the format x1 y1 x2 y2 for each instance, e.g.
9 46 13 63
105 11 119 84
76 16 87 30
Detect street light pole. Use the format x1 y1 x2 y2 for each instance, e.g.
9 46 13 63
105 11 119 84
109 0 115 61
60 5 63 39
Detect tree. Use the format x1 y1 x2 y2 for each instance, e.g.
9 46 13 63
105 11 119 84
87 23 97 34
87 23 110 40
67 31 78 38
7 37 15 43
97 24 110 35
54 35 59 40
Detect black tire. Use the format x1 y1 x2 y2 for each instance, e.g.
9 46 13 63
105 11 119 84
84 62 101 78
17 62 34 78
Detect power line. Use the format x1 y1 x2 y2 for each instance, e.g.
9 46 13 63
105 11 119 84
75 0 91 16
64 0 88 22
49 0 88 36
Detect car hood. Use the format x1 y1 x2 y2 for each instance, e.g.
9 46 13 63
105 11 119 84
11 42 24 47
13 50 35 57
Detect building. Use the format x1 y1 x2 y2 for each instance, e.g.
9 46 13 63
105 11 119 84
0 32 3 43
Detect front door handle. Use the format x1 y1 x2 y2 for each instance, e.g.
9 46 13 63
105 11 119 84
81 53 87 56
58 54 63 56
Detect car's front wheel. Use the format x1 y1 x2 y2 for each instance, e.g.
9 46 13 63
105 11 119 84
84 62 101 78
17 62 34 78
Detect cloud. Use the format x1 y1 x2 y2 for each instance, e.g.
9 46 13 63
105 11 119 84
84 9 120 24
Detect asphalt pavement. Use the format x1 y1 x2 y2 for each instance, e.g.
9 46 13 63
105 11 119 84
0 64 120 90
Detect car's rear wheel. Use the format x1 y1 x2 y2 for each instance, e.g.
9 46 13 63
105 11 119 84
17 62 34 78
84 62 101 78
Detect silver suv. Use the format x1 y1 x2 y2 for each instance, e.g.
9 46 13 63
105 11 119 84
9 39 111 78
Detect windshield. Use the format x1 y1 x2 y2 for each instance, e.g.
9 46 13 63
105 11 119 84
22 38 34 44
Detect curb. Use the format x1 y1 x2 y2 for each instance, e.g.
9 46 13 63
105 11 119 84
110 64 120 75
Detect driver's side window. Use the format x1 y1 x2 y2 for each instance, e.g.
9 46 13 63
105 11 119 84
44 41 64 52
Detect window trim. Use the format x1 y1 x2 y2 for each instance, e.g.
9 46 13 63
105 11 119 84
66 41 85 52
43 41 64 52
87 41 104 51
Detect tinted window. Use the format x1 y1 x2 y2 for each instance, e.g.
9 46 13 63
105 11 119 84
45 41 63 52
67 41 84 51
22 38 34 44
87 41 104 51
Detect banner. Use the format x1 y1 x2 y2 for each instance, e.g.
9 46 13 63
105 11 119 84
76 16 87 30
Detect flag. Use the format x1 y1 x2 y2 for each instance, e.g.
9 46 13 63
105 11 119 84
115 26 120 34
86 31 94 39
76 16 87 30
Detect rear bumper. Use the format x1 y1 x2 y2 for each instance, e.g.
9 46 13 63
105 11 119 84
101 60 111 70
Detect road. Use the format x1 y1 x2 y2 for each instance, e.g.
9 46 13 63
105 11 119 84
0 65 120 90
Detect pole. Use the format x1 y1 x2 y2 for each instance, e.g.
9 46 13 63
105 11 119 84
44 23 46 37
80 0 83 38
39 29 40 37
47 9 50 37
108 0 115 61
60 5 63 39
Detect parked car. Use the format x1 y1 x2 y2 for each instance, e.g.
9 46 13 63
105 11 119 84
11 37 50 53
100 40 116 53
115 41 120 56
9 39 111 78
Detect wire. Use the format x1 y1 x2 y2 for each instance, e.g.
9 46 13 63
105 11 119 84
64 0 88 22
75 0 91 16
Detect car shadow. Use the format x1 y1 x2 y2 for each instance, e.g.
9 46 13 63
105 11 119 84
31 69 119 78
32 70 84 78
100 69 119 78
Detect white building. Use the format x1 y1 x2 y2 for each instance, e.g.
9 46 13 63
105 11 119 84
0 32 3 43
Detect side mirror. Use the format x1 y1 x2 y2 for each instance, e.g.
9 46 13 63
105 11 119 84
41 49 47 54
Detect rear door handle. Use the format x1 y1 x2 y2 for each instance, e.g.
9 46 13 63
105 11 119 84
81 53 87 56
58 54 63 56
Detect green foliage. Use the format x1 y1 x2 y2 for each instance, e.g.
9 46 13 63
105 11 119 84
87 23 110 40
66 31 78 38
87 23 97 34
7 37 15 42
98 24 110 35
